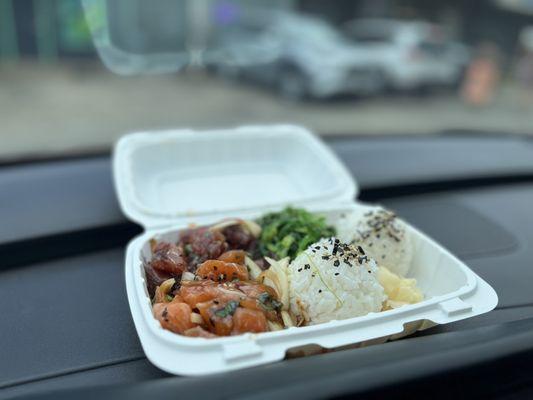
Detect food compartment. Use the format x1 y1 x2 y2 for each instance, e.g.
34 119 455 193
134 204 474 342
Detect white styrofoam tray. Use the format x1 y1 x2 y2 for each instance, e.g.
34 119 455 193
114 125 498 376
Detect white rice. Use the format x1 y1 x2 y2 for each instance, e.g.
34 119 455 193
288 238 386 325
335 206 413 277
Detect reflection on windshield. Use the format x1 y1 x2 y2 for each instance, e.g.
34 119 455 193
0 0 533 161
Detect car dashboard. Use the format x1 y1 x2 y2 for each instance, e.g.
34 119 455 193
1 133 533 399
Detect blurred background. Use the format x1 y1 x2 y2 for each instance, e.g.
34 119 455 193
2 0 533 161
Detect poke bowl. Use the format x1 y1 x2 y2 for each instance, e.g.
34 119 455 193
114 125 498 375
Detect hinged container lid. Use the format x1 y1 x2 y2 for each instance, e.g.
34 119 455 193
113 125 357 229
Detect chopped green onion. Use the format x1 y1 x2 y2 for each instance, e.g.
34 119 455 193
214 300 239 318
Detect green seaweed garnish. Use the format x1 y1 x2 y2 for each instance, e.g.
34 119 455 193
256 207 335 260
214 300 239 318
257 292 282 312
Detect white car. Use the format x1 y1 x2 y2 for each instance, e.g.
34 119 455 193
209 12 384 99
342 19 469 90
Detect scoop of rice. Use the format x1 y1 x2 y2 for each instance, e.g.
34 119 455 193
335 206 413 277
288 238 386 325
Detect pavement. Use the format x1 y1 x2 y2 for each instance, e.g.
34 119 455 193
0 61 532 161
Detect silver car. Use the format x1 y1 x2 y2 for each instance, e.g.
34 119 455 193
342 19 469 90
209 11 384 100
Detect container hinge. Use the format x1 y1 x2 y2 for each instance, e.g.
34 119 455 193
439 298 472 317
223 339 262 362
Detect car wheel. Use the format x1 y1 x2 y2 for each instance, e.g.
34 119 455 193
278 67 308 101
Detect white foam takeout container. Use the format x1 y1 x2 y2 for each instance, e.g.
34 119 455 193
114 125 498 376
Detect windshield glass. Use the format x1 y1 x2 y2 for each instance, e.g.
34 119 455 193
1 0 532 161
283 16 344 44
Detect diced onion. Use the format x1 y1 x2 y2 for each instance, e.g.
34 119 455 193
267 320 283 331
153 278 175 303
281 311 295 328
160 278 175 292
208 220 236 231
190 312 204 324
258 270 277 292
241 220 262 238
264 257 290 311
293 299 309 326
245 256 263 280
181 271 196 281
209 218 262 238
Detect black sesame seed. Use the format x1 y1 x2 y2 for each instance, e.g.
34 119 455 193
333 260 340 267
334 272 339 276
318 289 322 293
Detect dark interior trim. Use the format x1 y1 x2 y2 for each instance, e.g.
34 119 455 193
360 174 533 201
16 317 533 400
0 223 141 271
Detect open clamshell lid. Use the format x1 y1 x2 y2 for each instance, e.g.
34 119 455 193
113 125 357 229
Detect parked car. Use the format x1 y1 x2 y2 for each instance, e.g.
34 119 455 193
342 19 469 91
208 12 384 100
